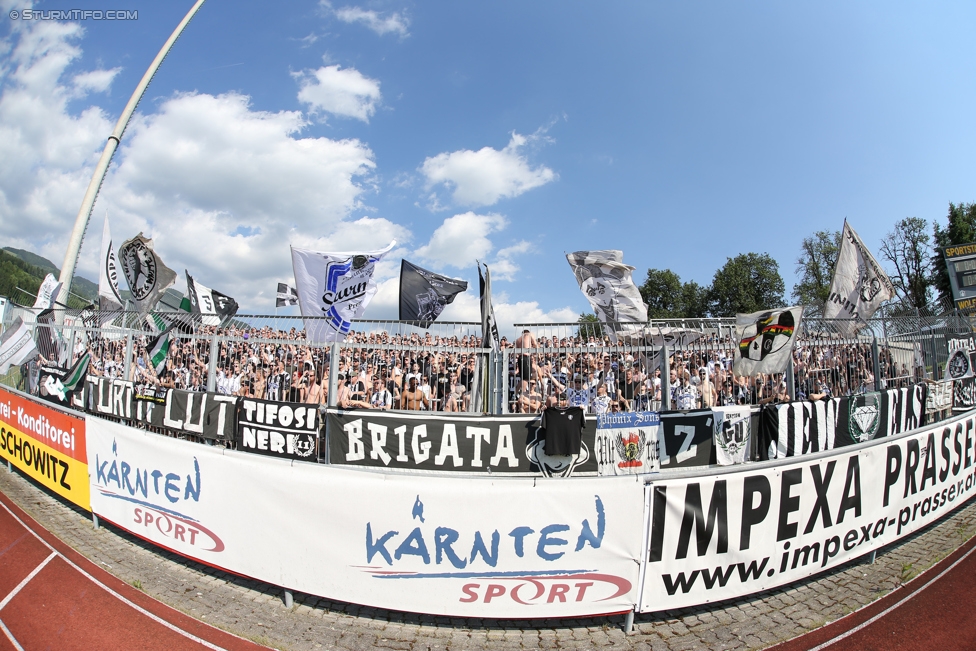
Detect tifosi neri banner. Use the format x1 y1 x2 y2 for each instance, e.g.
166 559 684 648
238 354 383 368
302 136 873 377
237 397 318 461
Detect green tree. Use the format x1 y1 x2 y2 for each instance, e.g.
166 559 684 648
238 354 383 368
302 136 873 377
707 253 785 317
576 312 603 339
639 269 709 319
932 202 976 310
879 217 932 313
792 230 841 311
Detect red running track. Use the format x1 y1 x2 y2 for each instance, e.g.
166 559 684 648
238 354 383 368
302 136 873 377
771 529 976 651
0 492 268 651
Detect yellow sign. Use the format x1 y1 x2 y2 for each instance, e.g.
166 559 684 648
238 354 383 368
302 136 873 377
0 388 90 511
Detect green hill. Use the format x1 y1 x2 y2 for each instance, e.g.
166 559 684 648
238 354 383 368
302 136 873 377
0 247 98 309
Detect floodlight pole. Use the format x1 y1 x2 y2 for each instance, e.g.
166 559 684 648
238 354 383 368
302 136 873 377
57 0 208 303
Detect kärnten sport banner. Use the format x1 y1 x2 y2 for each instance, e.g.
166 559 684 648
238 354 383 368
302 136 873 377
86 415 644 618
0 386 89 510
638 410 976 612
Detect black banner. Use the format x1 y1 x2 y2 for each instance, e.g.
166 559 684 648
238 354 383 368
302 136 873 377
954 376 976 412
658 410 714 469
86 376 134 418
398 259 467 326
134 388 238 441
237 397 319 461
760 384 929 458
326 410 598 476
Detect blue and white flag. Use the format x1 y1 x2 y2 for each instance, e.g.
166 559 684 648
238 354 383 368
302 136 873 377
291 241 395 343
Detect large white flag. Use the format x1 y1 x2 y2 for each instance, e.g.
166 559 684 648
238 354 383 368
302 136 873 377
291 241 395 343
733 306 804 376
824 221 894 335
98 214 124 324
566 250 647 327
33 273 61 309
117 233 178 316
0 317 38 374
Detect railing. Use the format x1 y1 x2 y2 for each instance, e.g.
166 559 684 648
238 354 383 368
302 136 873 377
1 306 972 418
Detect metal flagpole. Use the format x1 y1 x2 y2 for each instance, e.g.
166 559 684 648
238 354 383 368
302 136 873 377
57 0 208 304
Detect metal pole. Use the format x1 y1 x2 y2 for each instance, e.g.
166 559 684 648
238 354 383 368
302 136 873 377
501 350 510 414
327 342 339 408
57 0 208 301
872 336 882 392
786 355 796 401
123 329 134 381
660 344 670 410
206 333 219 392
624 609 635 634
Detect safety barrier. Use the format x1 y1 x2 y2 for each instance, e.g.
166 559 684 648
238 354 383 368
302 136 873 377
3 383 976 619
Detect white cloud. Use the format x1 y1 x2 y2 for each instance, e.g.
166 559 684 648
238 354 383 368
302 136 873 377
421 131 557 208
415 212 507 269
333 6 410 38
294 65 381 123
71 67 121 96
0 20 383 311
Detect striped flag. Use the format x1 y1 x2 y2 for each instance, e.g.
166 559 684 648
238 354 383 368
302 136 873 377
276 282 298 307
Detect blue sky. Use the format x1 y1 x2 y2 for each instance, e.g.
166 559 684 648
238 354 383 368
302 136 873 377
1 1 975 327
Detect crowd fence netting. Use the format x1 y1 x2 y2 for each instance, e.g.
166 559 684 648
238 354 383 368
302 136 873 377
1 303 972 463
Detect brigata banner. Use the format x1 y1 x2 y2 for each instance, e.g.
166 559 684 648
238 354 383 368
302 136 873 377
237 397 318 461
0 387 89 510
86 416 643 617
638 410 976 612
134 388 237 441
326 410 598 476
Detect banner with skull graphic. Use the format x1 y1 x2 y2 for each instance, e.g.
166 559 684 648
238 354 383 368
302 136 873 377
823 221 894 335
117 233 178 316
398 259 467 327
566 250 648 331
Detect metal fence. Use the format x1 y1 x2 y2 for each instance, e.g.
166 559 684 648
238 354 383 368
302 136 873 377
1 306 972 418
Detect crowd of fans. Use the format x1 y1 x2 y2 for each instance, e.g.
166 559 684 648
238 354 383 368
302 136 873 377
68 319 923 416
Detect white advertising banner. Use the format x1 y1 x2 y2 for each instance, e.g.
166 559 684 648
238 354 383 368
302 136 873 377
638 411 976 612
86 417 644 618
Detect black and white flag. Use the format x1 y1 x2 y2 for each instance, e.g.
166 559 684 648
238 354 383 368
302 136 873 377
399 259 467 326
733 306 803 376
824 221 894 335
186 271 239 326
479 262 500 349
0 317 38 374
276 282 298 307
291 241 395 343
118 233 177 316
566 250 647 330
33 273 61 310
98 214 124 324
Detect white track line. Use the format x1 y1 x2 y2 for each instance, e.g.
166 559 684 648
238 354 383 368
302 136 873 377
806 539 976 651
0 551 56 610
0 618 25 651
0 500 230 651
